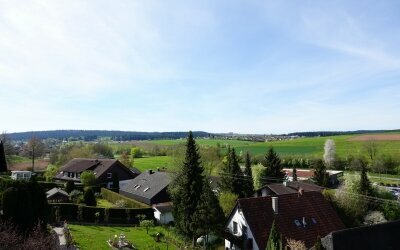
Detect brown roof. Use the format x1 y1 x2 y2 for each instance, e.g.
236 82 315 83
236 191 344 249
267 183 298 195
257 181 324 195
55 158 139 180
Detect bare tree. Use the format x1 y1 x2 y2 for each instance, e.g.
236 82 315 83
363 139 378 161
23 137 46 172
323 139 336 168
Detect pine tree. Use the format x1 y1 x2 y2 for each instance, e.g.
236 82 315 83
168 131 205 245
266 220 282 250
312 159 328 187
359 159 372 195
83 188 97 206
219 147 242 196
292 165 298 182
242 152 254 197
0 140 8 172
262 147 285 184
192 178 224 243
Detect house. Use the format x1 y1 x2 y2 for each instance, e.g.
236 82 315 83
153 202 174 225
224 191 344 249
54 158 140 188
254 181 324 197
322 219 400 250
284 168 343 186
46 187 70 203
11 170 33 181
119 170 170 205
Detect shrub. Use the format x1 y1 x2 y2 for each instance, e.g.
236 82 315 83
65 181 76 194
83 188 97 206
114 199 127 208
80 171 96 187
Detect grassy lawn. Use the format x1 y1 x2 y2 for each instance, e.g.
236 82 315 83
133 156 176 172
344 171 400 185
97 199 115 208
69 224 181 250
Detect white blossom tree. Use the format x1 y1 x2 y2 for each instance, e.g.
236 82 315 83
323 139 336 168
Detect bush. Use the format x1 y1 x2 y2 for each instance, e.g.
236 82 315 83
80 171 96 187
83 188 97 207
114 199 127 208
65 181 75 194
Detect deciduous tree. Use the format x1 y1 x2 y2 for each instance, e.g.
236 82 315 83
323 139 336 168
312 159 328 187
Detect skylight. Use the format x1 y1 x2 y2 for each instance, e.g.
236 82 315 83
294 219 302 227
135 185 141 190
144 187 150 192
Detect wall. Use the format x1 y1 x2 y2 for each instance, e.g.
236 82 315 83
225 207 258 250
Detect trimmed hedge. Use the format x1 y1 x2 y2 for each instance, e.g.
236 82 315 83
101 188 149 208
48 203 154 224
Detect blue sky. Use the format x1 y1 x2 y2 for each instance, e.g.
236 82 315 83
0 0 399 134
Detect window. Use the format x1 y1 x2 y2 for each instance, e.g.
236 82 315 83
242 225 248 238
135 185 141 190
294 219 302 227
144 187 150 192
107 173 112 179
233 221 238 234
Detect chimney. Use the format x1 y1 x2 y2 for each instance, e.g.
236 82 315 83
147 169 153 174
272 197 278 215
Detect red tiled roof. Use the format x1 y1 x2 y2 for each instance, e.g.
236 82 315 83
237 191 344 249
284 169 315 179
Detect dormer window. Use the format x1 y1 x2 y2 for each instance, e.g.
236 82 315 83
233 221 238 234
107 173 112 179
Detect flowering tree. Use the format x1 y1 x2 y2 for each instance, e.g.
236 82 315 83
323 139 336 168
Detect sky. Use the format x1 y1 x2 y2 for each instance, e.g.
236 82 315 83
0 0 399 134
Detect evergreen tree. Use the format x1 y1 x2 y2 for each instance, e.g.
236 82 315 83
359 159 372 195
83 188 97 206
0 140 7 172
65 180 75 194
266 220 282 250
219 146 232 192
192 178 224 243
219 147 242 196
168 131 205 245
242 152 254 197
292 165 298 181
262 147 285 184
312 159 328 187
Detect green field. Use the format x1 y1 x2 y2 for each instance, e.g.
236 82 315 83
149 134 400 160
133 156 175 172
69 224 179 250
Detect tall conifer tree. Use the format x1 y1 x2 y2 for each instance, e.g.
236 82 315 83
219 147 242 196
266 220 282 250
262 147 285 184
0 140 7 172
169 131 204 245
312 159 328 187
242 151 254 197
292 165 298 182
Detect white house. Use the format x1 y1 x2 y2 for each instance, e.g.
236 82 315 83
153 202 174 225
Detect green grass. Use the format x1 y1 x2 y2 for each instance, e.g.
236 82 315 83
133 156 175 172
149 134 400 160
96 199 115 208
69 224 182 250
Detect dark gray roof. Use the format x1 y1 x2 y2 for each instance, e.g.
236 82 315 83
322 219 400 250
46 187 69 199
120 170 170 200
257 181 324 195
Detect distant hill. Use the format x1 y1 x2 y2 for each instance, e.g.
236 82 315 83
8 130 210 141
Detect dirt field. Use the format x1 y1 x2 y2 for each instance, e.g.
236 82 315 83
9 159 49 171
348 134 400 141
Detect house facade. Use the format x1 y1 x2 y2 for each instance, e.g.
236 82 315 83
225 191 345 249
54 158 140 187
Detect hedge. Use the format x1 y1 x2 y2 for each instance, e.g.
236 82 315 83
48 203 154 224
101 188 149 208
